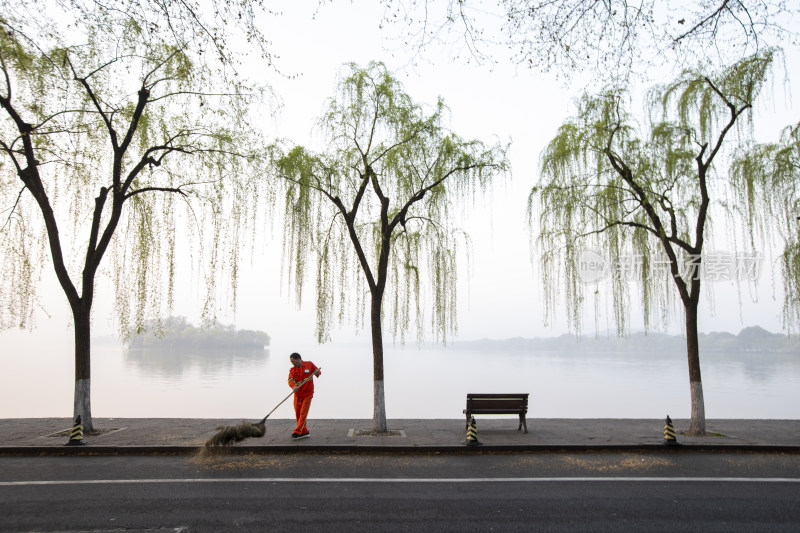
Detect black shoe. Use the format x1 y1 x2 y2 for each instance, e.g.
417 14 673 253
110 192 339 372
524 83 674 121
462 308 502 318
296 432 310 440
291 433 300 439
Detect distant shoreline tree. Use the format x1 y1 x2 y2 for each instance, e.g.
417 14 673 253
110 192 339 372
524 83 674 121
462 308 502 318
530 51 777 435
127 317 270 350
0 4 265 431
271 62 509 433
449 326 800 354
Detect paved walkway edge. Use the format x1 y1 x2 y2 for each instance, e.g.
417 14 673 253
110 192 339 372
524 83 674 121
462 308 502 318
2 418 798 455
2 444 800 456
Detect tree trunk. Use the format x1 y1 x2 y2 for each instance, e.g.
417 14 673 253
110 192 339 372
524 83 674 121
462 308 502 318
370 292 387 434
72 303 93 433
684 302 706 436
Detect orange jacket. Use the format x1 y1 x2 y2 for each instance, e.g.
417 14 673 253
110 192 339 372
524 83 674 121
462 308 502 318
288 361 318 398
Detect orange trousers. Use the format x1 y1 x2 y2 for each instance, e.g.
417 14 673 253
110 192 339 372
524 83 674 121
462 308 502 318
293 394 312 434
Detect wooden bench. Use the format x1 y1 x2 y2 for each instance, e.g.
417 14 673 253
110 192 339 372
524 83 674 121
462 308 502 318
464 393 529 434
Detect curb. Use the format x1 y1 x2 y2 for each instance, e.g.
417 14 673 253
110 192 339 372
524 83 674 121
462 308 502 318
2 444 799 456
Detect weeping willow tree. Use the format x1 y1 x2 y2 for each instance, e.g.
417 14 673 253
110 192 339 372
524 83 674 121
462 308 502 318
732 121 800 332
272 62 509 433
0 5 262 431
531 51 775 435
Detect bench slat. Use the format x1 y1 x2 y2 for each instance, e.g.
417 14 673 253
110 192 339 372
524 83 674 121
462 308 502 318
467 400 528 409
467 394 528 399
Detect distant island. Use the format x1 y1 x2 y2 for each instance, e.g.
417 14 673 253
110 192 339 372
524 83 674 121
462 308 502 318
126 316 270 350
451 326 799 354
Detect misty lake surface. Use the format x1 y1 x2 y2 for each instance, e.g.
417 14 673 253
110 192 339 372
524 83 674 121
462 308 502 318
2 336 799 419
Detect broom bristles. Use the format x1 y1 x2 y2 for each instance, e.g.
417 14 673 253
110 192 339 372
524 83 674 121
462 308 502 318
205 421 266 447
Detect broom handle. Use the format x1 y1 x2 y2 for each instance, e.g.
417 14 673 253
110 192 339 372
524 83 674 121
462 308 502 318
258 368 320 424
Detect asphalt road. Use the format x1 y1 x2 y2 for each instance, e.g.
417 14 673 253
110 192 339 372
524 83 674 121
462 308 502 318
1 451 799 532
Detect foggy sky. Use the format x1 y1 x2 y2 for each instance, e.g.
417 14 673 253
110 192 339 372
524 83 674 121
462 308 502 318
2 1 797 349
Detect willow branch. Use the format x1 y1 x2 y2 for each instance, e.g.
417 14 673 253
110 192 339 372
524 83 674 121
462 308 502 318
673 0 731 43
67 55 117 147
124 185 188 200
2 185 27 231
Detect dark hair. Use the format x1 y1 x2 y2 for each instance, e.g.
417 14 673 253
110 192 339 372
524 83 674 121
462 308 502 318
289 352 302 360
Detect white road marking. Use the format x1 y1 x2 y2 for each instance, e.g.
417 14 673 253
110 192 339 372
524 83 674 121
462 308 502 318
1 477 799 486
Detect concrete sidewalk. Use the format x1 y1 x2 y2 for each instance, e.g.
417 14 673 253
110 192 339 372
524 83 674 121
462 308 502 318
1 418 799 454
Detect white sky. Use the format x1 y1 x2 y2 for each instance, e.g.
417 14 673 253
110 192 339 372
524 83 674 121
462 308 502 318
5 1 799 348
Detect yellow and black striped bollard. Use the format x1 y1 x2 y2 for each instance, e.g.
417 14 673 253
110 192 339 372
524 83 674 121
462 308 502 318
65 415 85 446
663 415 678 446
466 416 482 447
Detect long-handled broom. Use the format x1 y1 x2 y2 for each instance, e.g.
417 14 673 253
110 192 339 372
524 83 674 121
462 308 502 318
205 370 319 447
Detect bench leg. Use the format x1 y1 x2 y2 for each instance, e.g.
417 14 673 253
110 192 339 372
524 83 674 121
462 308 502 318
466 414 470 430
519 415 528 434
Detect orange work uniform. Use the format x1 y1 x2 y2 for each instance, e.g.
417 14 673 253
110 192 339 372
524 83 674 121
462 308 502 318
288 361 318 435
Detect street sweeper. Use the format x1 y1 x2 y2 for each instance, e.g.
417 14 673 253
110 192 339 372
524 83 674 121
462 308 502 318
204 356 321 448
288 352 321 439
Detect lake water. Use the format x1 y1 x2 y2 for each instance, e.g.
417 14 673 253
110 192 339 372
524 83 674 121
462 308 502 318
2 334 799 420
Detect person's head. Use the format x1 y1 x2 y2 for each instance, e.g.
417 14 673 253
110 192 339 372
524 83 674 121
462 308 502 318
289 352 302 367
